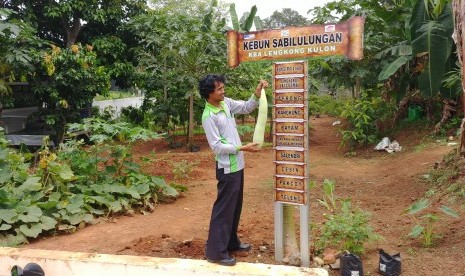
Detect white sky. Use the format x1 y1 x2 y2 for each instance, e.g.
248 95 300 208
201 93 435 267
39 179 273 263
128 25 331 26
227 0 332 19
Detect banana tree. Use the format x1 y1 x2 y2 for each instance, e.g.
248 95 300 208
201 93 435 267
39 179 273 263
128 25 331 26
378 0 456 98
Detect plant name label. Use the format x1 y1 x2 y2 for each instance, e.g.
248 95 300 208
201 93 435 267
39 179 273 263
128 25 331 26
275 176 306 190
274 134 305 148
274 105 306 120
275 76 306 90
275 189 306 205
274 121 306 134
274 91 306 105
275 148 305 163
274 162 306 177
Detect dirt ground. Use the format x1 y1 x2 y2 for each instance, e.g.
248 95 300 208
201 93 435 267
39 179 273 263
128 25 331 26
24 115 465 275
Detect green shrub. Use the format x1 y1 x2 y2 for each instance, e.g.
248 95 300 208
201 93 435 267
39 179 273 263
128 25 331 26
0 120 179 247
308 94 347 116
340 92 395 150
311 179 381 255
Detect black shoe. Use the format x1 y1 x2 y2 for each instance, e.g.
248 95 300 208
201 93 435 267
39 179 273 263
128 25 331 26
23 263 45 276
207 257 236 266
229 243 251 252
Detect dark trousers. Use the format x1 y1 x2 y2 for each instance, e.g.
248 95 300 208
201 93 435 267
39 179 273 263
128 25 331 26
205 166 244 260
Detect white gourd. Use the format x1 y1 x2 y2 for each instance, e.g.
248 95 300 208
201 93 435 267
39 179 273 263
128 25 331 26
252 88 267 148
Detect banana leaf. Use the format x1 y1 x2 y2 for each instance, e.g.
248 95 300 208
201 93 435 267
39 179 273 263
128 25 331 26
412 21 450 97
378 55 411 81
229 3 240 31
241 5 257 32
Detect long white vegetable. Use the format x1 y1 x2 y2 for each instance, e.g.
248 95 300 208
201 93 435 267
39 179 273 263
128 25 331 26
252 88 267 148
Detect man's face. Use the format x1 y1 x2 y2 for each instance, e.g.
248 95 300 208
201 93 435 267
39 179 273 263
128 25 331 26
208 81 225 103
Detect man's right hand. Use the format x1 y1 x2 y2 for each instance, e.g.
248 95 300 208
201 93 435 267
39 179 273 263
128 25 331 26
240 143 261 152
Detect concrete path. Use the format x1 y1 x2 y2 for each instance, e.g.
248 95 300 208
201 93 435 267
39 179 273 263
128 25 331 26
0 247 328 276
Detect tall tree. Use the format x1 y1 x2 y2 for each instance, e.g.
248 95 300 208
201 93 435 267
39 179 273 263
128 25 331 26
0 8 46 109
2 0 147 47
131 0 227 146
262 8 309 29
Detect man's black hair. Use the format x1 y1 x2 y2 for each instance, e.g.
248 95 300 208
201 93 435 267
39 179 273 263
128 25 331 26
199 74 226 100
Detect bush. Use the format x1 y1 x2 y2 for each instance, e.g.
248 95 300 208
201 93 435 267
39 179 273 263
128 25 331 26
308 94 347 117
340 92 396 150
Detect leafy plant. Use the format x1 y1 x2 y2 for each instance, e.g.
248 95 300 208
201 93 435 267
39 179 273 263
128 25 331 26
403 199 459 247
171 159 199 181
0 120 179 247
308 94 347 117
309 179 336 212
311 179 380 255
317 199 381 255
339 92 395 150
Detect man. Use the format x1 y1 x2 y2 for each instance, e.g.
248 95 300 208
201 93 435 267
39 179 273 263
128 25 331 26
199 74 268 266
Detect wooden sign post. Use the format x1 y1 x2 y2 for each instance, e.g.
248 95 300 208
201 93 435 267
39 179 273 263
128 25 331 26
272 60 310 266
226 16 365 267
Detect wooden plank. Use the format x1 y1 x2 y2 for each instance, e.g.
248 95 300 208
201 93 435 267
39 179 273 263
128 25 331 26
274 91 305 105
274 134 305 148
275 105 306 120
275 162 306 177
274 62 306 75
275 148 305 163
275 189 306 205
275 176 305 190
274 120 306 134
275 76 306 90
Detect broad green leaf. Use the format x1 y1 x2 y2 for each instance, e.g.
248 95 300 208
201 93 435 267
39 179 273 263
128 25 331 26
0 233 27 247
0 209 16 223
37 200 58 209
242 5 257 32
40 216 57 231
378 56 410 81
20 223 43 238
409 0 428 41
152 176 178 197
412 21 449 97
83 214 94 223
108 200 122 212
127 186 141 199
68 213 85 225
18 206 42 223
0 167 12 184
66 200 84 214
229 4 240 31
404 199 429 214
409 225 424 237
134 183 150 195
440 205 459 218
18 177 42 192
254 16 263 31
58 164 74 180
0 223 12 231
90 195 113 206
322 179 335 197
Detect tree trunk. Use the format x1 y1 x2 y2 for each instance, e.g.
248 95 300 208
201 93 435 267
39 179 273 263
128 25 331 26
163 58 168 100
355 76 361 98
452 0 465 156
434 99 457 134
283 204 300 265
63 14 82 47
187 93 194 146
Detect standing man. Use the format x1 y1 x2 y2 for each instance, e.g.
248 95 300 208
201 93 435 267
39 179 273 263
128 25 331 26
199 74 268 266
